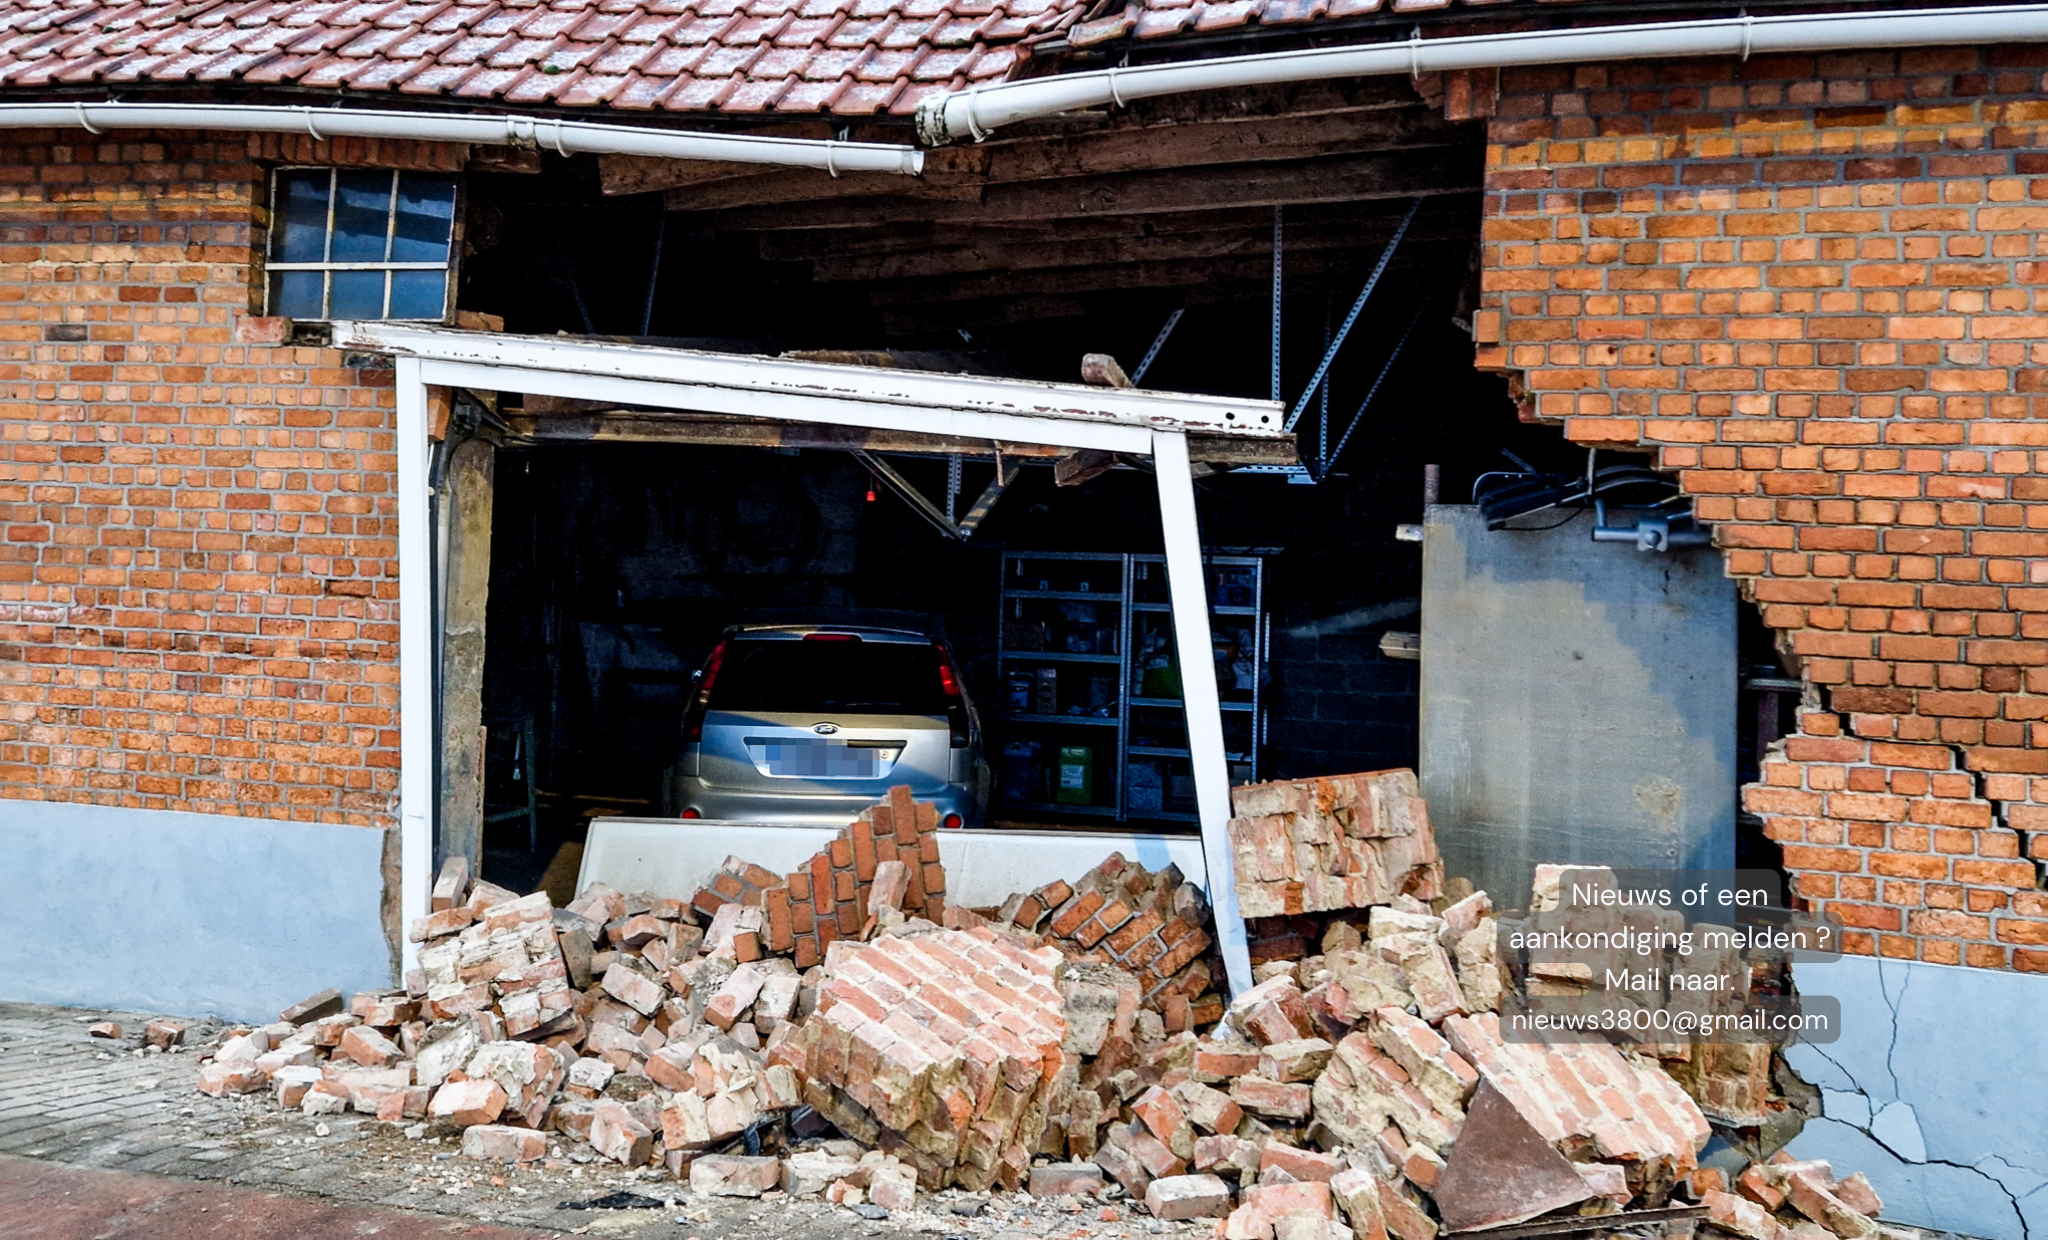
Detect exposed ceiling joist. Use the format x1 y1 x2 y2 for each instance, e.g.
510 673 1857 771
864 245 1448 307
808 216 1466 285
752 195 1481 262
689 148 1479 230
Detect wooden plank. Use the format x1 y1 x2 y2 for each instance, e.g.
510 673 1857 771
979 106 1463 184
599 155 768 196
504 413 1295 464
752 195 1483 262
808 213 1469 284
662 171 984 213
437 438 494 879
692 148 1479 230
863 242 1451 307
610 140 987 198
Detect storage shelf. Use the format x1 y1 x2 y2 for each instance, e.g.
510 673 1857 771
1129 747 1254 762
998 650 1120 664
1008 589 1126 602
1132 602 1259 616
1130 696 1255 712
997 550 1266 823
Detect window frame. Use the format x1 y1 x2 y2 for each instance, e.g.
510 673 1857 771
263 166 460 323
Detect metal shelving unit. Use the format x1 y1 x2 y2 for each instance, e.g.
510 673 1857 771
993 550 1266 823
1124 554 1266 822
995 551 1131 819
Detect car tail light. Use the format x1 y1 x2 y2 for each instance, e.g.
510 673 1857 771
936 642 970 749
683 640 726 744
803 632 861 642
680 807 702 819
942 812 963 830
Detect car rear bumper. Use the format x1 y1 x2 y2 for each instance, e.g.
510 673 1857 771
665 774 981 827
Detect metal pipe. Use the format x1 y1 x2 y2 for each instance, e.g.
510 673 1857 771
915 4 2048 144
0 100 925 175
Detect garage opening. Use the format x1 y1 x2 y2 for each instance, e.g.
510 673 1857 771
421 78 1784 921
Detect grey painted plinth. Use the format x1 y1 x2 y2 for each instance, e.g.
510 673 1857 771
0 801 394 1024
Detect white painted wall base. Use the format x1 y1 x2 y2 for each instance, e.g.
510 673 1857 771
1784 955 2048 1240
578 818 1208 910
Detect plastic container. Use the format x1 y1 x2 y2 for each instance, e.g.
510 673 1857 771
1055 745 1095 805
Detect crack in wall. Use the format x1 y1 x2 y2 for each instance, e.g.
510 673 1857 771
1794 975 2031 1240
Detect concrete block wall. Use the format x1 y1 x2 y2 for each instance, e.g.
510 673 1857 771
1476 47 2048 970
0 129 408 826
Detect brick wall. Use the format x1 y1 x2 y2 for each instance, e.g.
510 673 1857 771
1475 46 2048 970
0 129 402 825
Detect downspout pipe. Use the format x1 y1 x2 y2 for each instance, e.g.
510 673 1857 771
915 3 2048 144
0 100 925 175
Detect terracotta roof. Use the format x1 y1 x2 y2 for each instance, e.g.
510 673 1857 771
0 0 1081 115
1068 0 1569 47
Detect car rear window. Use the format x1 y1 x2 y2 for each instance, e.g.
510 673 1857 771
707 638 948 715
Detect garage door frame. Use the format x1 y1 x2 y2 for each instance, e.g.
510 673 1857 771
340 322 1289 995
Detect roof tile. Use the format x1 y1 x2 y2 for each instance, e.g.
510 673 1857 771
0 0 1078 115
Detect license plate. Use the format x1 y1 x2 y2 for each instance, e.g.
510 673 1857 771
752 738 898 778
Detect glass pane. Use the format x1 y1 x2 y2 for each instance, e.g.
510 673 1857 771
329 270 386 319
269 269 325 318
708 640 948 715
388 269 446 320
272 170 330 264
392 174 457 263
330 170 394 262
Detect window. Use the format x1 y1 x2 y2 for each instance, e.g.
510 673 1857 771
266 168 458 321
707 639 951 716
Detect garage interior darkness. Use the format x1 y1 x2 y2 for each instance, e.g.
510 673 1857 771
436 77 1793 892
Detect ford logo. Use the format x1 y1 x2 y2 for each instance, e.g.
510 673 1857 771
812 723 839 735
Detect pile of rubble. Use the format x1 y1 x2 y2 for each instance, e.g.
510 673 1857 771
1697 1158 1887 1240
184 770 1890 1240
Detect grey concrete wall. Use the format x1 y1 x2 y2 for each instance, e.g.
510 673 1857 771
1784 955 2048 1240
1418 504 1737 906
0 801 395 1024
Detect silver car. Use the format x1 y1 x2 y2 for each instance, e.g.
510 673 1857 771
661 614 986 827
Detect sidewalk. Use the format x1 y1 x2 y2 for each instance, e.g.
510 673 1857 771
0 1001 1174 1240
0 1155 554 1239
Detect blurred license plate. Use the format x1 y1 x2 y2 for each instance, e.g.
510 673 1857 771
754 739 897 778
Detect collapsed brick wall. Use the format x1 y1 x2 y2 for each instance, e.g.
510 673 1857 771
0 129 411 824
1474 47 2048 969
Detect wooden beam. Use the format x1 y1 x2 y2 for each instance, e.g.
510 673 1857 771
979 106 1465 184
1054 448 1119 487
504 412 1295 465
437 437 494 878
657 109 1457 212
599 155 767 196
614 141 986 200
808 214 1470 284
863 242 1452 307
663 172 983 213
876 267 1432 335
753 194 1483 262
692 147 1480 231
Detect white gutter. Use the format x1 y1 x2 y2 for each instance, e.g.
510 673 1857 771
0 100 924 176
916 3 2048 144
